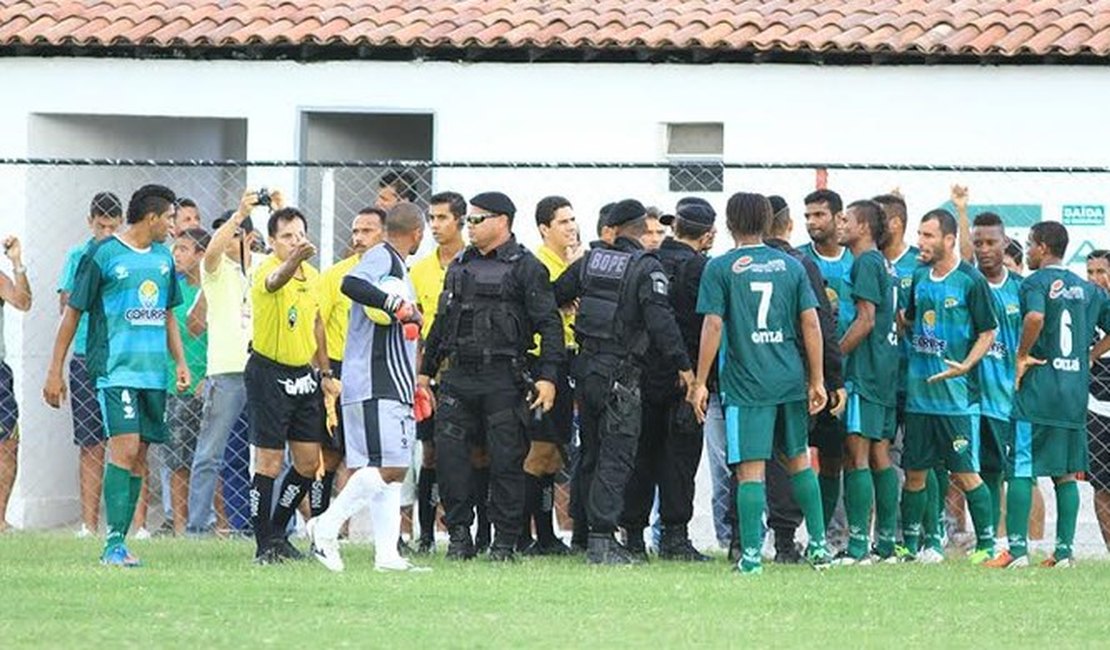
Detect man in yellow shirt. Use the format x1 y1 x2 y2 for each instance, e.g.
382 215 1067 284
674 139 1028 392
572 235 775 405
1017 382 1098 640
245 207 340 564
408 191 470 553
311 207 384 519
520 196 579 555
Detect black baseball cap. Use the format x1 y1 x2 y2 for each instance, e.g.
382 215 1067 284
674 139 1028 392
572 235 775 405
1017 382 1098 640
605 199 647 227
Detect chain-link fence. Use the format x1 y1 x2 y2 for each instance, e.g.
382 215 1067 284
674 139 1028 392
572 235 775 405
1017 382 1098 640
1 159 1109 556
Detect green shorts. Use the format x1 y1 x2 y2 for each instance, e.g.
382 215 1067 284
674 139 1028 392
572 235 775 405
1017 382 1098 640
845 393 897 441
724 400 810 464
979 416 1010 475
1009 419 1088 479
97 387 168 444
902 413 979 473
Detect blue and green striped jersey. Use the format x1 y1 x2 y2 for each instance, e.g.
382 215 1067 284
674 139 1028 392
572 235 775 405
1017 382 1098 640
58 239 94 356
905 260 997 416
978 269 1023 421
800 243 855 339
888 245 921 397
68 236 181 390
1013 267 1110 429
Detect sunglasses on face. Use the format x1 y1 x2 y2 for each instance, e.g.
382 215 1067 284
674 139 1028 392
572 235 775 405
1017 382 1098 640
466 213 497 226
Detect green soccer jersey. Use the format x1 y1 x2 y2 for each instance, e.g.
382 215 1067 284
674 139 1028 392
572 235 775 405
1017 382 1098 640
69 236 181 390
697 244 818 407
800 242 855 339
845 249 900 407
165 275 207 395
905 260 997 416
888 245 922 397
1012 266 1110 429
978 269 1023 421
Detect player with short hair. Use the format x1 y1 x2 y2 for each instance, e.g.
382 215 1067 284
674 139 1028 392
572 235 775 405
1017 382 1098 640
690 191 830 575
970 212 1022 534
309 202 428 572
987 223 1110 568
900 209 998 564
43 184 189 566
833 200 900 564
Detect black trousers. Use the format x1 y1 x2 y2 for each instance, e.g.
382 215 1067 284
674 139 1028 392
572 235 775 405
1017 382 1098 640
621 396 703 531
575 364 641 535
435 364 527 545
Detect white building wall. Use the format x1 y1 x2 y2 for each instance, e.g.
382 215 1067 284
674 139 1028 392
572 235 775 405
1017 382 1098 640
1 57 1108 549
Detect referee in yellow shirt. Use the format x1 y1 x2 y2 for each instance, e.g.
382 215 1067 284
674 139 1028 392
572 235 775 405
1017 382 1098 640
311 207 384 518
408 191 471 553
519 195 580 555
246 207 340 564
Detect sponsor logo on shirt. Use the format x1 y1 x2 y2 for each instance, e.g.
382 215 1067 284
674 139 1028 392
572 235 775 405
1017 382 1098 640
1005 303 1020 316
125 279 167 326
287 306 298 329
913 309 947 356
944 296 959 309
1049 279 1085 301
113 265 130 280
987 340 1008 360
1052 357 1080 372
750 330 785 344
732 257 786 275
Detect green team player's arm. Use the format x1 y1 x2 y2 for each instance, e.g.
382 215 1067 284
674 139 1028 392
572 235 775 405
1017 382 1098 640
43 305 81 408
840 298 875 356
166 309 190 393
801 307 828 414
689 314 723 424
1014 310 1046 390
927 327 996 384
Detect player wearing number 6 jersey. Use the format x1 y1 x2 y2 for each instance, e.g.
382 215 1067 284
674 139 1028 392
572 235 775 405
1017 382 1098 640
901 209 998 564
834 201 900 564
988 222 1110 569
690 192 830 575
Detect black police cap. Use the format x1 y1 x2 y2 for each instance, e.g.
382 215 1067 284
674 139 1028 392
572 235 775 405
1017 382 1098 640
661 197 716 226
605 199 647 227
469 191 516 219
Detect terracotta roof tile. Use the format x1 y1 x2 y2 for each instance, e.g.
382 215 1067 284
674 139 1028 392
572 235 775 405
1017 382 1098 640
1 0 1107 59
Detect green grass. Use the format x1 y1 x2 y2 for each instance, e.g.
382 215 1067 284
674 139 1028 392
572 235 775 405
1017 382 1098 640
2 534 1110 648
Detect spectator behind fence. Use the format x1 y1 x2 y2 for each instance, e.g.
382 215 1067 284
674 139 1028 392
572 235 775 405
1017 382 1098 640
376 171 418 212
1 235 31 531
57 192 123 537
186 191 268 535
162 228 210 535
174 198 201 238
1086 249 1110 552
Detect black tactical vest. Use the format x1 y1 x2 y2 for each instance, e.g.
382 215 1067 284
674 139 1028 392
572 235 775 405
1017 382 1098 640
574 246 648 357
445 248 528 363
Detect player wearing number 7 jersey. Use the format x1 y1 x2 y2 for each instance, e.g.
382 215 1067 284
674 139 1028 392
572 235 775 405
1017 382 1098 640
987 222 1110 569
834 201 901 564
690 192 830 575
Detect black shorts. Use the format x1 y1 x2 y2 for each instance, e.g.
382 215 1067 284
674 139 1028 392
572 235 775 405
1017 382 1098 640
0 362 18 442
527 358 574 445
244 352 325 450
69 355 105 446
322 359 345 453
809 408 845 459
1088 411 1110 491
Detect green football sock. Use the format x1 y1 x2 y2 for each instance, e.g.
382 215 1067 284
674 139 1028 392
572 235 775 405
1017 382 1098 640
872 467 899 557
923 469 946 552
123 474 142 537
981 471 1004 530
736 481 766 571
103 463 132 552
1054 481 1079 561
844 468 873 559
791 467 827 550
964 483 995 552
818 473 841 529
900 487 927 554
1004 478 1033 558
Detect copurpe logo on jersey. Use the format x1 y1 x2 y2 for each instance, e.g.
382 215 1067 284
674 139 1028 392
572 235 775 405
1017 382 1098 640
125 279 166 326
913 309 947 356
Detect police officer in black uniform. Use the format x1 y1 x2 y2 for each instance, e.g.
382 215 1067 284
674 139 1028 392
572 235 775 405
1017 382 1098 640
621 198 717 562
419 191 564 562
554 199 694 565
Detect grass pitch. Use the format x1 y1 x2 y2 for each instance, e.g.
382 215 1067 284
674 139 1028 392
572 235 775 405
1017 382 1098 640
2 533 1109 648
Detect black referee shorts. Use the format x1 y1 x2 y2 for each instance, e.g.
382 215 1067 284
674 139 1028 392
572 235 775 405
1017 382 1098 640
244 352 325 450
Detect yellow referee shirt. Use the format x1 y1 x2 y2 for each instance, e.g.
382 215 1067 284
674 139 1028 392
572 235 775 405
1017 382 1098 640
319 254 359 361
533 243 576 352
251 254 321 367
409 247 451 340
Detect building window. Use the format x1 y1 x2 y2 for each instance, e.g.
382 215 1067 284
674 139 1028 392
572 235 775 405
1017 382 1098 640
666 123 723 192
